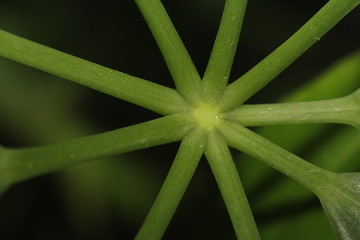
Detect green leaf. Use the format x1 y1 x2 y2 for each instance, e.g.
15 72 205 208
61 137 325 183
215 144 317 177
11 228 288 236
317 173 360 240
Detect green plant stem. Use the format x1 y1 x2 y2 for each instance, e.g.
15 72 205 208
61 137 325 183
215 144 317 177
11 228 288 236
0 113 194 190
202 0 247 103
218 120 332 194
253 127 360 213
135 0 202 105
218 0 360 111
205 130 260 240
135 128 206 240
224 88 360 128
0 29 189 115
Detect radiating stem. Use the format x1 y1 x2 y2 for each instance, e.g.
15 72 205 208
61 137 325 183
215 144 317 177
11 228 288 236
218 121 332 194
205 130 261 240
218 0 360 111
224 88 360 128
135 128 206 240
135 0 202 105
0 29 189 115
253 128 360 213
0 113 194 188
202 0 247 103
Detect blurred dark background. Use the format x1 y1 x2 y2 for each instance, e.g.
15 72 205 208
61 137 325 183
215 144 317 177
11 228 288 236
0 0 359 239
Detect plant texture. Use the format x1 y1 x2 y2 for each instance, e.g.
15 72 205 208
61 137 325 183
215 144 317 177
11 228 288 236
0 0 359 239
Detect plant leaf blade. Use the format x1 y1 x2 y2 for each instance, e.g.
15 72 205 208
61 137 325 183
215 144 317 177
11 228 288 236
318 173 360 240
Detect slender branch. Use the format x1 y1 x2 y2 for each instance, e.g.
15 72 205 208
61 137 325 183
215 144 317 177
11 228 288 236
135 0 202 105
0 29 189 115
253 127 360 213
202 0 247 103
224 88 360 128
218 0 360 111
218 120 332 194
135 128 206 240
205 130 260 240
0 113 194 189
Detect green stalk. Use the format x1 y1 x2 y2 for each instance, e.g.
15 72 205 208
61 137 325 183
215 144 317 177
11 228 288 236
135 0 202 105
202 0 247 103
0 113 194 189
218 0 360 111
253 128 360 213
224 88 360 128
205 130 260 240
218 120 332 194
0 29 189 115
135 128 206 240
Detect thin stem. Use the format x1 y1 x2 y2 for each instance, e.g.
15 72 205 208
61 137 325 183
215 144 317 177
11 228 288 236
202 0 248 103
135 128 206 240
253 127 360 213
0 29 189 115
0 113 194 188
218 0 360 111
218 120 332 194
224 88 360 128
205 130 260 240
135 0 202 105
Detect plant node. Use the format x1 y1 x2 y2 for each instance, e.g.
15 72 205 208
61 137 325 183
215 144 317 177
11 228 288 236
192 103 221 130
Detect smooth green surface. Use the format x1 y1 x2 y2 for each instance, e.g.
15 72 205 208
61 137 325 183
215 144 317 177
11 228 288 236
0 113 194 190
135 0 202 105
205 130 260 240
225 88 360 128
202 0 247 103
135 128 206 240
218 120 331 193
0 29 189 115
